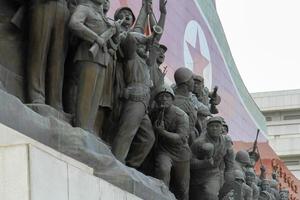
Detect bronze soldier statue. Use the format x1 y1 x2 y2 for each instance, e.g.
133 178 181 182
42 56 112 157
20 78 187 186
189 116 235 200
260 179 276 200
69 0 121 134
173 67 198 145
279 189 289 200
105 1 151 143
26 0 69 110
219 170 253 200
146 0 167 91
245 167 260 200
111 32 155 168
233 150 252 176
193 75 221 114
151 84 191 200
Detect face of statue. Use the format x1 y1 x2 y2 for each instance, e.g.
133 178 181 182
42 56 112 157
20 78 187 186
156 48 166 65
245 172 255 185
186 77 194 92
261 181 270 191
156 92 173 109
103 0 110 13
207 122 222 138
118 9 134 28
193 79 204 95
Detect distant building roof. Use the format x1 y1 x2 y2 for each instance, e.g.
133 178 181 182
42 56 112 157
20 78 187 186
252 89 300 112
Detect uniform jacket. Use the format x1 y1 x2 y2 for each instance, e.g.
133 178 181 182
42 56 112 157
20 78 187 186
69 3 117 66
190 133 235 185
151 105 191 162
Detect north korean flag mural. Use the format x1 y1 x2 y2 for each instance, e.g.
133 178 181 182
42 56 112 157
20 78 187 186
109 0 268 142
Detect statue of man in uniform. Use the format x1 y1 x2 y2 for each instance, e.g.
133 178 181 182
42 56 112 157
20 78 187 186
69 0 121 134
219 170 253 200
26 0 69 110
189 116 235 200
173 67 210 145
245 167 260 200
151 84 191 200
111 1 157 166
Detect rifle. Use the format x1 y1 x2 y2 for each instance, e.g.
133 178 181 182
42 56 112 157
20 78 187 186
89 18 124 59
209 86 220 114
248 129 261 164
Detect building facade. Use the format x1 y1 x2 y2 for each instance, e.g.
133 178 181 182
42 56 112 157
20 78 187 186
252 89 300 179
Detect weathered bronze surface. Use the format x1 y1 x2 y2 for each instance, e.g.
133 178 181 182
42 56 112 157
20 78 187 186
0 1 286 200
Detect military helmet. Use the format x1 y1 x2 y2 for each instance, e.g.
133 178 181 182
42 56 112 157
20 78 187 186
207 116 223 125
193 74 204 82
153 84 175 99
114 7 136 25
235 150 251 166
234 170 245 182
174 67 193 85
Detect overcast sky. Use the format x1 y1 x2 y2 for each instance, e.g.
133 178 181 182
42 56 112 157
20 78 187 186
215 0 300 93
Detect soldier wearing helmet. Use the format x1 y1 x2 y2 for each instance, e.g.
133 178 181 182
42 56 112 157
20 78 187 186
219 170 253 200
225 150 252 184
189 116 235 200
150 84 190 200
173 67 201 145
235 150 252 171
245 167 260 200
111 0 157 168
260 180 276 200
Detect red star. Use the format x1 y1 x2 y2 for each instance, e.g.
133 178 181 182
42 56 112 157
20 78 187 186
187 30 209 75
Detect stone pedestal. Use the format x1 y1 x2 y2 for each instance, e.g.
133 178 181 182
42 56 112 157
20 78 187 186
0 89 175 200
0 129 141 200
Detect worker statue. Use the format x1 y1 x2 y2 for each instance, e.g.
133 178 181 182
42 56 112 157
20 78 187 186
150 84 191 200
26 0 69 111
245 167 260 200
69 0 122 135
189 116 235 200
111 2 157 167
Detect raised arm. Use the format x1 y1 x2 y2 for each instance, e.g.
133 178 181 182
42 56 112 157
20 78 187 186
133 0 151 33
149 0 167 42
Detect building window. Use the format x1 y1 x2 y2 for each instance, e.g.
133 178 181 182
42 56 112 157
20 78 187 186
265 116 272 121
284 160 299 166
283 115 300 120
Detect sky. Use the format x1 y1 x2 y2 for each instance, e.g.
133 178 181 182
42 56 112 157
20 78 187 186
215 0 300 93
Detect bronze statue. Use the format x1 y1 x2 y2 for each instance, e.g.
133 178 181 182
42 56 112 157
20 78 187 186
189 117 235 200
219 170 253 200
245 167 260 200
147 0 167 91
234 150 251 173
151 84 191 200
26 0 69 111
69 0 121 135
173 67 199 145
260 179 276 200
111 32 155 168
193 75 221 114
279 189 289 200
106 1 151 142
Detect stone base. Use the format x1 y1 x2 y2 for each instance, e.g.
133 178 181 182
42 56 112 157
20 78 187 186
0 89 175 200
27 103 73 124
0 143 141 200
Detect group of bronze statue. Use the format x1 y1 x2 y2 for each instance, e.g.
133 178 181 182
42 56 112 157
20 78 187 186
13 0 291 199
